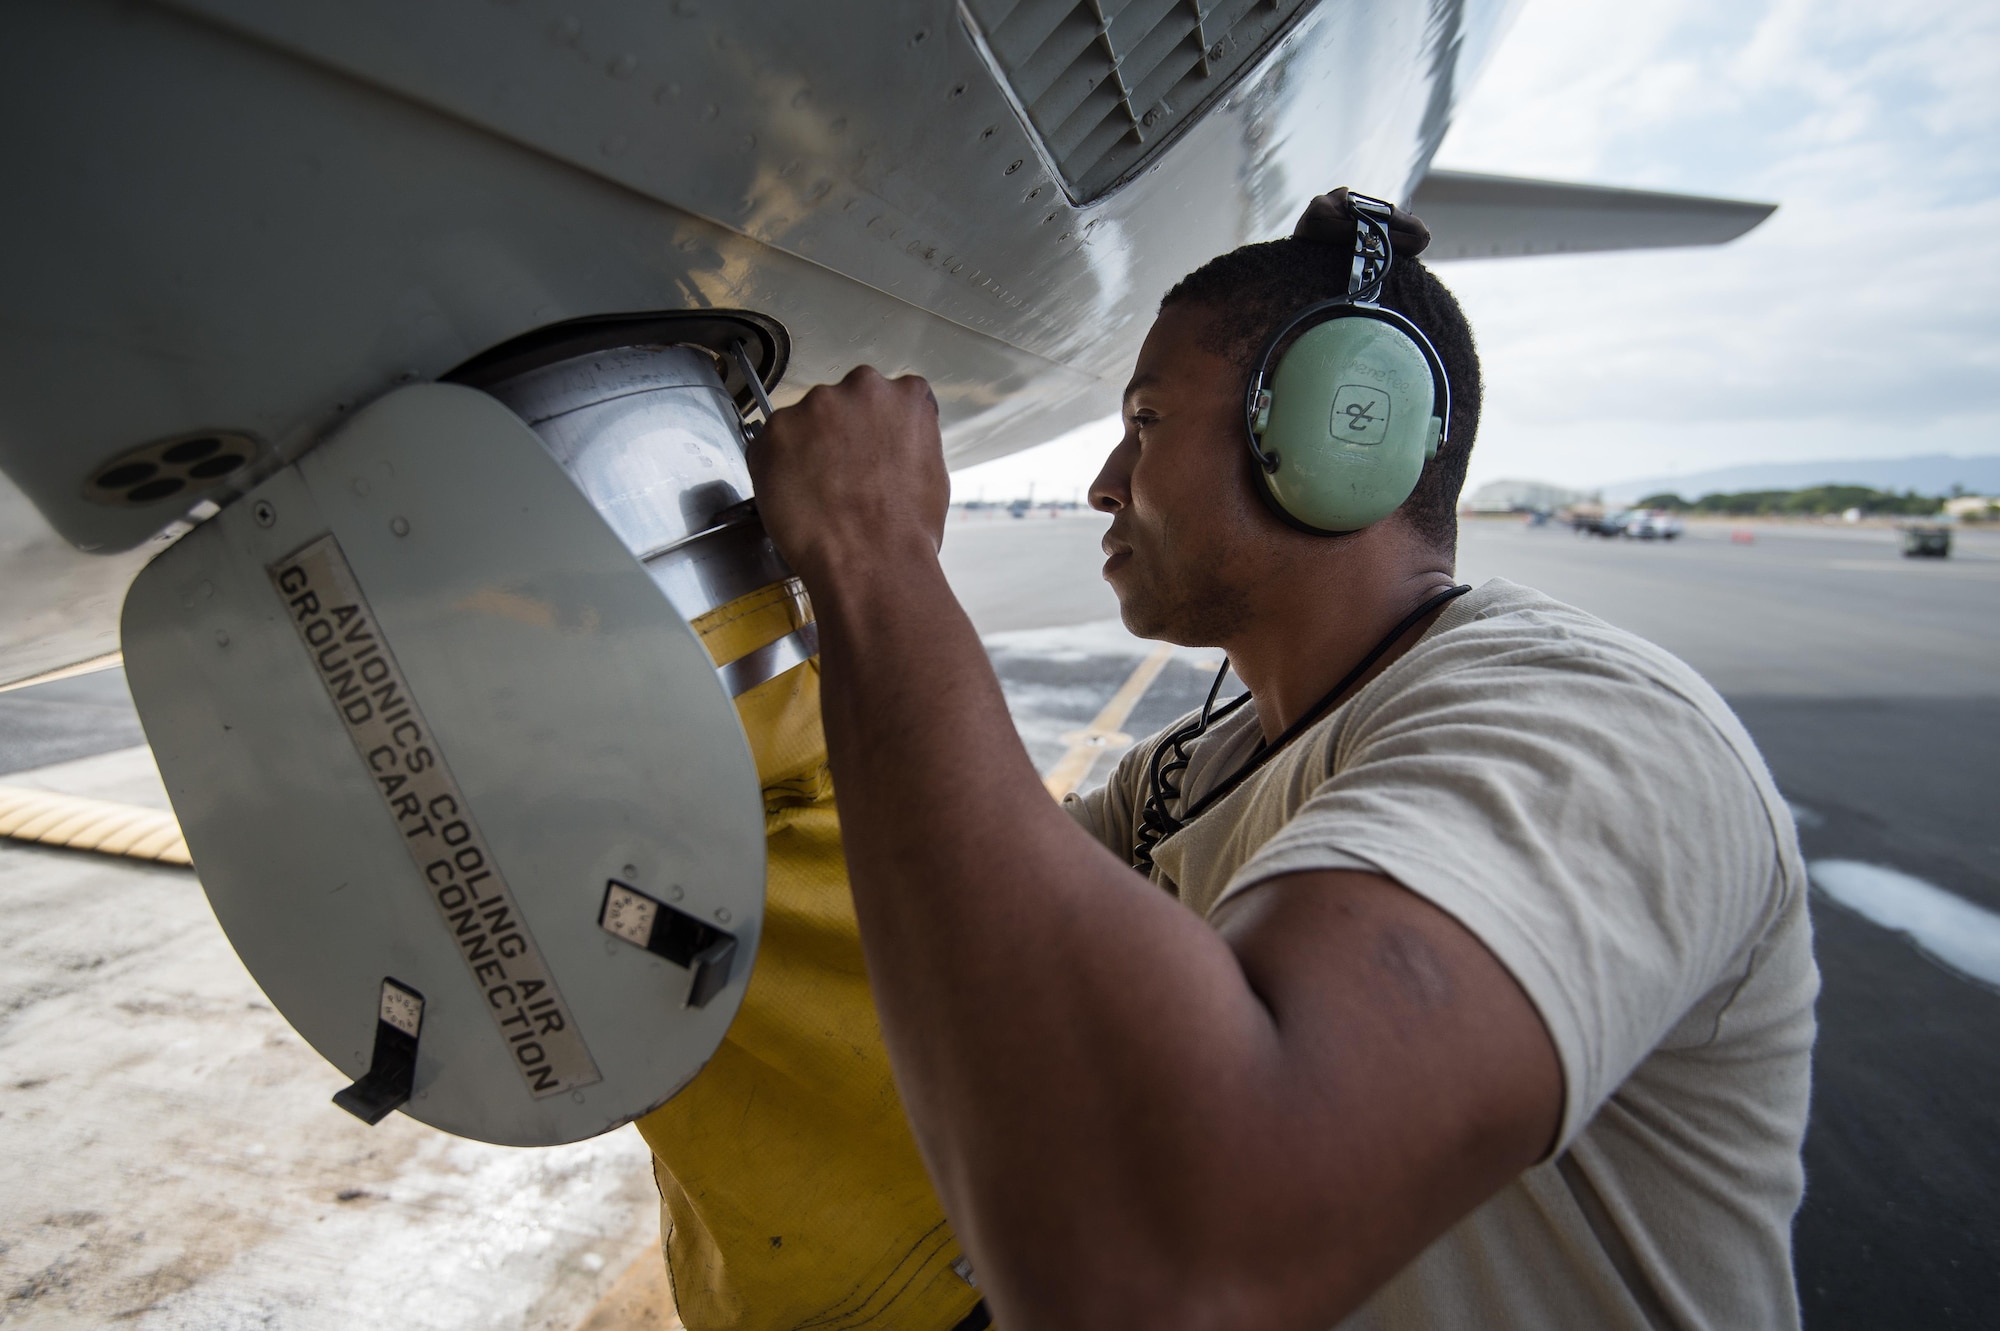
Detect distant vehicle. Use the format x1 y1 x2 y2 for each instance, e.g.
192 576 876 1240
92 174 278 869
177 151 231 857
1624 510 1685 541
1573 510 1631 538
1902 526 1952 558
1008 498 1032 519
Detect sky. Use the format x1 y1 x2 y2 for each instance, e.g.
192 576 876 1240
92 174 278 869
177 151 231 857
950 0 2000 503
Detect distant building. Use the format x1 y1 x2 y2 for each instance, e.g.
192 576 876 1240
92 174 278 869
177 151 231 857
1944 495 1998 521
1462 479 1600 514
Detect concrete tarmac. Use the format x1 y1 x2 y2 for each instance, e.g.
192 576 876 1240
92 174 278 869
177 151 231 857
2 509 1995 1327
0 746 663 1328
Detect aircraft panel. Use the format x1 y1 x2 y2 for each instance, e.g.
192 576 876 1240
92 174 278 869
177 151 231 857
159 0 1455 368
0 0 1502 555
1 0 1108 556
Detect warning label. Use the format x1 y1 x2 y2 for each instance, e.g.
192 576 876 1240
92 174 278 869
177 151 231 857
269 535 601 1099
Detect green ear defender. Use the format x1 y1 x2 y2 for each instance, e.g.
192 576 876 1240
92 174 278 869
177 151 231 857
1245 193 1450 535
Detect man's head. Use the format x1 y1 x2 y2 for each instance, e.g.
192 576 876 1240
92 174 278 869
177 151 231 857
1090 232 1481 645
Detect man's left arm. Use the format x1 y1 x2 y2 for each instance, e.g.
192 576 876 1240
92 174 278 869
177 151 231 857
749 370 1562 1331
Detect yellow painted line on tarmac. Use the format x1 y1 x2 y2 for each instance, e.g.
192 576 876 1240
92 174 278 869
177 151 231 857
0 785 190 865
1041 640 1178 800
0 650 124 694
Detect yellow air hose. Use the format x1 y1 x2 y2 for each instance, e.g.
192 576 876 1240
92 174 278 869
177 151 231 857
638 580 984 1331
0 784 190 864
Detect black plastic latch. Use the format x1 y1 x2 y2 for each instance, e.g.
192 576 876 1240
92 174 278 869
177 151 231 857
332 978 424 1125
599 881 739 1008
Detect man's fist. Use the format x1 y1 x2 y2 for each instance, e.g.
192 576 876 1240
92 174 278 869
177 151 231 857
747 366 950 586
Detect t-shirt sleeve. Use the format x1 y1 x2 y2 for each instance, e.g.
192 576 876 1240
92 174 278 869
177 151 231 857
1061 736 1152 861
1061 781 1116 848
1220 644 1789 1152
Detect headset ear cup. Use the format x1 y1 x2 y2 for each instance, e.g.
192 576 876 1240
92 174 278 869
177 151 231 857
1253 310 1442 533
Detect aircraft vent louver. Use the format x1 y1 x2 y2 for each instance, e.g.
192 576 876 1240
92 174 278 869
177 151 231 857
961 0 1319 204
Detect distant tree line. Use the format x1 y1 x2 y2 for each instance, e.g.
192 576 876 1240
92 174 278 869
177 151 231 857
1631 485 1943 517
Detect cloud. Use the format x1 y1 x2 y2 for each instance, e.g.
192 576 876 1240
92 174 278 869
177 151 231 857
1433 0 2000 490
963 1 2000 497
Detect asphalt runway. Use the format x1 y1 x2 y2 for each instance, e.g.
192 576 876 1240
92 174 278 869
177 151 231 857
1454 518 2000 1329
3 509 1995 1326
0 668 148 774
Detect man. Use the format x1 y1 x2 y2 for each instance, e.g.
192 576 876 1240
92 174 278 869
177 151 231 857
745 190 1817 1329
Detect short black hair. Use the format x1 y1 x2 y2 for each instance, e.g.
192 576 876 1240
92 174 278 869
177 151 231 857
1160 238 1482 552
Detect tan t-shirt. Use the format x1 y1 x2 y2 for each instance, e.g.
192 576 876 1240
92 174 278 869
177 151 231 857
1065 579 1817 1329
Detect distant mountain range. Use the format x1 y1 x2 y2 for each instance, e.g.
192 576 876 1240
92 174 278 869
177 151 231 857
1601 454 2000 503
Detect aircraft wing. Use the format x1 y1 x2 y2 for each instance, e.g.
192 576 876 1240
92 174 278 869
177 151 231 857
1412 169 1776 260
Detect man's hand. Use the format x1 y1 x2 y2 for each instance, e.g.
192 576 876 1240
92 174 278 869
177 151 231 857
746 366 949 584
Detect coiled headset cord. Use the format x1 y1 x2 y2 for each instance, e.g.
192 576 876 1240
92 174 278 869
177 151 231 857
1131 582 1472 872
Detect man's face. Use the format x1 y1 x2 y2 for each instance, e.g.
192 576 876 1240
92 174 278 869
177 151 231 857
1090 305 1273 646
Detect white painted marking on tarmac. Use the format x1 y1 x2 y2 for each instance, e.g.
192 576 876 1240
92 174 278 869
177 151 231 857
983 617 1156 661
983 616 1228 668
1786 800 1824 829
1810 859 2000 990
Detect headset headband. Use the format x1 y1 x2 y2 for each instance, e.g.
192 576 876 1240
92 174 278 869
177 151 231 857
1243 192 1451 478
1346 193 1395 302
